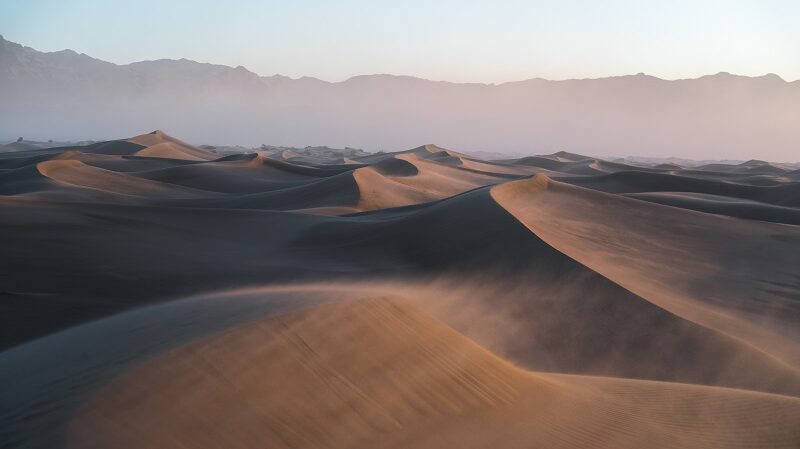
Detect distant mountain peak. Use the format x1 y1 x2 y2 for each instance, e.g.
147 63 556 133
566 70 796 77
759 73 785 82
52 48 78 56
701 71 786 83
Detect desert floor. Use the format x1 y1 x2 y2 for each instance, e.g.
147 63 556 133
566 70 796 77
1 131 799 448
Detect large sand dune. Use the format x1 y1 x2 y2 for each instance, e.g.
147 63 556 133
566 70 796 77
3 290 798 449
1 132 799 448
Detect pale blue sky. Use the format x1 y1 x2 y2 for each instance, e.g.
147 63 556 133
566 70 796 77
1 0 798 82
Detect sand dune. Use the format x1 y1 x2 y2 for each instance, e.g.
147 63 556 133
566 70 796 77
492 175 800 368
36 159 211 198
1 132 799 448
2 290 798 449
70 297 800 449
128 130 218 161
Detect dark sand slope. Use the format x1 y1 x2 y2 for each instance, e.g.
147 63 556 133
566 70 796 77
130 154 329 194
563 170 800 207
2 292 798 449
623 192 800 225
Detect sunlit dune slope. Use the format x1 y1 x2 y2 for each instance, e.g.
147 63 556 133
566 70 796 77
3 291 797 449
492 174 800 369
57 296 800 449
36 159 211 198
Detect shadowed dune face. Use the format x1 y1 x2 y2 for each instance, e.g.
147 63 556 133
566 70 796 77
1 132 799 448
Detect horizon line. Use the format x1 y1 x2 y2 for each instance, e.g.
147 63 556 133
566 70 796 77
3 130 800 165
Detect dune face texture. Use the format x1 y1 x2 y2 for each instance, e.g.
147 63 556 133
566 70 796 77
1 131 800 448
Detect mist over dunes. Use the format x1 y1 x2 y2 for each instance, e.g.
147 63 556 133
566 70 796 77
2 35 799 160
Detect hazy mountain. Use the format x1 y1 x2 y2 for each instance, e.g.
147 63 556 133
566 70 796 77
1 35 798 160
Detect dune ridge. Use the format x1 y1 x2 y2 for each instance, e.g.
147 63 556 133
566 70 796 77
128 130 218 161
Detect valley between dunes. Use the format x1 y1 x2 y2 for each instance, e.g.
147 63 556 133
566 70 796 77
1 131 799 448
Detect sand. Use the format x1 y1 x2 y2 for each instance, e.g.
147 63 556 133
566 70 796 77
492 175 800 368
3 290 798 448
1 131 799 448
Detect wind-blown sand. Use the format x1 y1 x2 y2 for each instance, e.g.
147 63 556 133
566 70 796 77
1 131 798 448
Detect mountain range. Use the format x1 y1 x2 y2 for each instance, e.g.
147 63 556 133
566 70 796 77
1 35 798 160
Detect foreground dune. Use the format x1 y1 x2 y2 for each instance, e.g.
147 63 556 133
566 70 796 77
71 297 800 449
2 290 798 448
1 131 799 448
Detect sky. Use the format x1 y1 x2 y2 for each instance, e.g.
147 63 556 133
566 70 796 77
1 0 798 83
